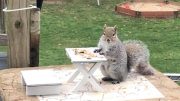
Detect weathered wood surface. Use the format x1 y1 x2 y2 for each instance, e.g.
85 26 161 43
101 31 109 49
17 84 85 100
0 65 71 101
5 0 30 68
0 65 179 101
133 72 180 101
0 0 5 33
30 8 40 67
0 34 7 46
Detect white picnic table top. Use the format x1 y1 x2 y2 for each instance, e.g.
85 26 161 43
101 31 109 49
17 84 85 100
65 47 107 63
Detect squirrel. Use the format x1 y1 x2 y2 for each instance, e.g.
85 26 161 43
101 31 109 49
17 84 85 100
94 24 128 84
94 24 154 84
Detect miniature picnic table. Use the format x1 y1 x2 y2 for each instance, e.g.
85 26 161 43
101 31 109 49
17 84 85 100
65 47 107 92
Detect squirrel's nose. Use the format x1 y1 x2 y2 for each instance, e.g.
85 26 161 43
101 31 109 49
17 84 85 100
107 39 110 42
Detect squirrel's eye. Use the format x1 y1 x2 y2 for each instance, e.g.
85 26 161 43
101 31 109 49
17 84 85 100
113 32 116 36
103 32 105 35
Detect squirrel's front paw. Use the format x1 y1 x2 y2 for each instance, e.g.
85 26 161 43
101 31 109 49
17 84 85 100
99 52 105 55
94 48 105 55
94 48 102 53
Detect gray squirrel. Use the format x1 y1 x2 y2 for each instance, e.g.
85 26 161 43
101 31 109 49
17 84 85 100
94 24 154 84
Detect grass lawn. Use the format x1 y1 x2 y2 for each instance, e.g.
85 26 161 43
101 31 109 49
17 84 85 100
39 0 180 73
177 81 180 85
0 0 179 74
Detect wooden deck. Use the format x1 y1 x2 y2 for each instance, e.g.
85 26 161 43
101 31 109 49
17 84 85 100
0 65 179 101
38 69 164 101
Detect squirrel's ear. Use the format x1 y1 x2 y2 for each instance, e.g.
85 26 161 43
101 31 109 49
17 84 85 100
114 25 117 31
104 24 107 29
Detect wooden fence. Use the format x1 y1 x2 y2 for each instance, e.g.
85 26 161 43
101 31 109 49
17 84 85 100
1 0 40 68
0 0 5 34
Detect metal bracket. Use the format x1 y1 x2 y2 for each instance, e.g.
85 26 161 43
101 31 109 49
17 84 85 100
164 73 180 82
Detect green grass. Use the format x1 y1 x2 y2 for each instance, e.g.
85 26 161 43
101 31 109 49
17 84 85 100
177 81 180 85
0 0 180 74
39 0 180 73
0 46 7 52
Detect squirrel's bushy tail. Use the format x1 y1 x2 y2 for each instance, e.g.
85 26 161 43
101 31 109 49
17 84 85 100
123 40 154 75
136 61 154 75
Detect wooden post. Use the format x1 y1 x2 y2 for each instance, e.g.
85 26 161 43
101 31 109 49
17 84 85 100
0 34 7 46
0 0 5 33
0 0 7 45
5 0 30 68
30 8 40 67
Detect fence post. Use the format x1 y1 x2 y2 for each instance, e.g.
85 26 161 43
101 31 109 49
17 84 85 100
5 0 30 68
0 0 5 33
30 8 40 67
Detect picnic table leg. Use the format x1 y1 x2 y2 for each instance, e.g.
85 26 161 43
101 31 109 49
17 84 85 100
67 69 80 83
73 76 88 91
88 63 103 92
74 71 103 92
88 75 103 92
89 63 102 83
72 63 88 91
89 63 101 74
73 63 103 92
67 64 82 82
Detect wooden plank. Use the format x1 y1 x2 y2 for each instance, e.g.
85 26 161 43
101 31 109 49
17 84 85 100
0 0 2 33
5 0 30 68
30 8 40 67
0 0 5 33
0 34 7 46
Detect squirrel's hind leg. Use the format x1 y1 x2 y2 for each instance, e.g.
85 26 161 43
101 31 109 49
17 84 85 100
100 64 117 82
101 77 120 84
109 72 126 84
111 80 120 84
102 77 114 81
